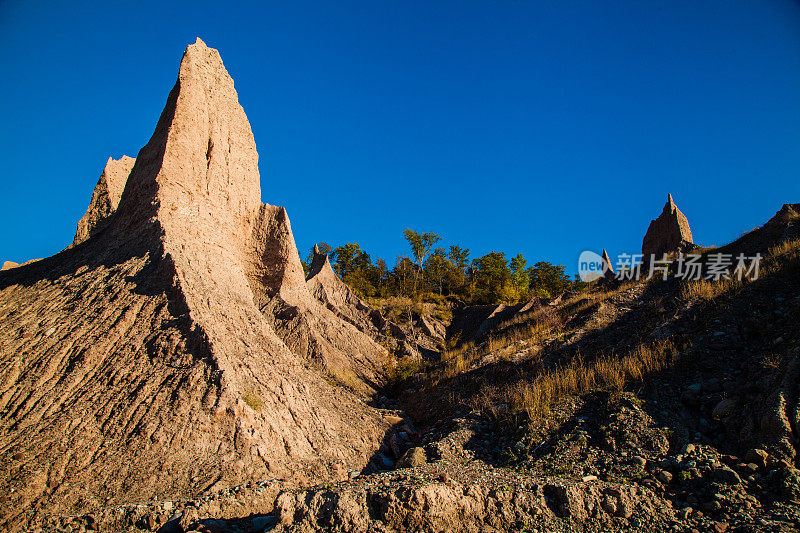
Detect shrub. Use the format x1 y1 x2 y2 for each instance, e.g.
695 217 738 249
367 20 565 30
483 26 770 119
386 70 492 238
385 357 428 387
243 389 263 411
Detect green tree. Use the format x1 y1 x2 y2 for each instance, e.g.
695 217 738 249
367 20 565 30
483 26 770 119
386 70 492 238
332 243 361 278
472 251 512 303
443 245 470 297
332 243 378 296
448 245 470 272
403 229 441 296
391 256 417 297
528 261 572 298
510 253 529 300
375 258 389 297
424 248 451 294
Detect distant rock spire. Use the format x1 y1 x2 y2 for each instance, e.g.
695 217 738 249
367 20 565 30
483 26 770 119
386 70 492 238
642 194 694 259
601 249 615 277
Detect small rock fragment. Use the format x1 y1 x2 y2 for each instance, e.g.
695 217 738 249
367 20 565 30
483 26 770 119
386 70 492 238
744 449 768 468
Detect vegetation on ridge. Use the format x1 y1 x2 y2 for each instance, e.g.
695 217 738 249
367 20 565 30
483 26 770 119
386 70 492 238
302 228 576 305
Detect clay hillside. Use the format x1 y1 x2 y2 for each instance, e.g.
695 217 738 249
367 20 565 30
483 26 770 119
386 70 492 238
264 203 800 533
1 40 799 533
0 38 395 531
306 245 445 360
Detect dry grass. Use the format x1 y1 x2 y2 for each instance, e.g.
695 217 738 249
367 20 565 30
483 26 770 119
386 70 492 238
327 366 373 394
431 235 798 426
559 282 635 316
439 341 477 379
437 283 640 384
756 237 800 279
762 353 782 371
497 303 565 332
679 278 741 302
768 236 800 259
680 237 800 298
438 311 559 380
486 319 551 353
490 340 676 420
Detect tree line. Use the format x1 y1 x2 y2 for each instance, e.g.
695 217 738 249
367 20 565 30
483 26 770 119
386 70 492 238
302 230 577 305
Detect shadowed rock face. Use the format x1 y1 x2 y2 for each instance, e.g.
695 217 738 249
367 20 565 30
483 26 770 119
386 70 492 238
0 38 388 530
641 194 693 259
248 208 389 391
73 155 135 245
766 203 800 232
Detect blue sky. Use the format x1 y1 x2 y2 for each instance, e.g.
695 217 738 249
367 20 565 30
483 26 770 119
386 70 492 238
1 1 798 273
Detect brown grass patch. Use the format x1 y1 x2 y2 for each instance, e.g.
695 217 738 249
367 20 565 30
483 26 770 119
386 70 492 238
326 366 373 394
476 340 676 420
768 237 800 259
679 278 741 302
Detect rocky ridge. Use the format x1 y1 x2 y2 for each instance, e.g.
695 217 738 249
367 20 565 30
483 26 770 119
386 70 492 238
306 245 445 360
73 155 136 245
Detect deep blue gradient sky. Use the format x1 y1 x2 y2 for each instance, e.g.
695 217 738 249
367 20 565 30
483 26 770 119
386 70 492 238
1 1 799 272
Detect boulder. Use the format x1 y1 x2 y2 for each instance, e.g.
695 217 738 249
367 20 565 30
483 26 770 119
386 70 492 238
744 449 768 469
712 398 738 420
713 466 742 485
656 470 673 484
